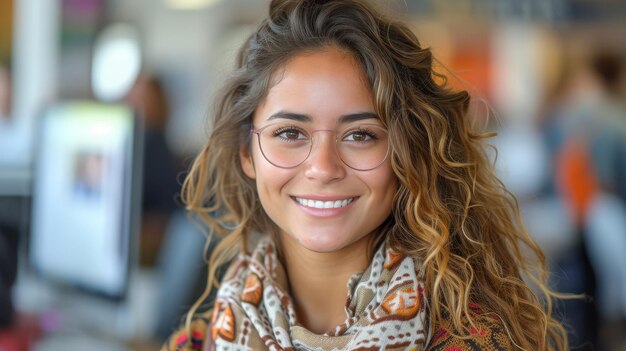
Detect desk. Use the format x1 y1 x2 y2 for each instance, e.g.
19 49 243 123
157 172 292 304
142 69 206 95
13 268 161 351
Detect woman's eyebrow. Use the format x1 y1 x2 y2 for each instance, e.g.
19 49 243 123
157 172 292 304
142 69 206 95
338 112 379 123
267 111 311 122
266 111 379 123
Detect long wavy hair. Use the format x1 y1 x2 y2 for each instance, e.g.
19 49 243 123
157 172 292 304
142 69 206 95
182 0 568 349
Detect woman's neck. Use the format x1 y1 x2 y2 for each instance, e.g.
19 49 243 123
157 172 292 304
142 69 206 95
279 234 372 334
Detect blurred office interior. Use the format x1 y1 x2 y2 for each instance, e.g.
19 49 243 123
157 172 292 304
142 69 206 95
0 0 625 350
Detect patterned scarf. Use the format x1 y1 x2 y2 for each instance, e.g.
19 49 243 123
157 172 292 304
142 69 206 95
207 237 429 350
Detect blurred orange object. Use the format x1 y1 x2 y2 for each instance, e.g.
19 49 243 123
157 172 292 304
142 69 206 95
556 137 599 225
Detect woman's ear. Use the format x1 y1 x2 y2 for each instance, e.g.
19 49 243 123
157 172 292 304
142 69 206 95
240 145 256 179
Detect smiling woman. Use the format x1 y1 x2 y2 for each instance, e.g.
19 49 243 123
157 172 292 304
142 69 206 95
240 49 397 258
161 1 569 350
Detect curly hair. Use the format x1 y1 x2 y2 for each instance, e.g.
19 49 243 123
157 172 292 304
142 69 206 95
181 0 568 349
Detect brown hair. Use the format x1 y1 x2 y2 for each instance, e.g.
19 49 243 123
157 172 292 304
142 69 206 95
182 0 568 349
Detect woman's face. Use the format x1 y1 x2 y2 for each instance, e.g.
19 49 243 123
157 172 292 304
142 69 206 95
241 47 397 253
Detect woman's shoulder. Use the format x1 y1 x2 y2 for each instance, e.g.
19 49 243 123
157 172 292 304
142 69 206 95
426 304 514 351
161 310 213 351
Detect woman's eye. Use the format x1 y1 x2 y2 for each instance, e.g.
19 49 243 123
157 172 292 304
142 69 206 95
344 130 373 142
276 129 306 140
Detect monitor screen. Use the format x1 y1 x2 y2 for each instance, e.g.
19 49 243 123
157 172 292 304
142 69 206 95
30 101 140 299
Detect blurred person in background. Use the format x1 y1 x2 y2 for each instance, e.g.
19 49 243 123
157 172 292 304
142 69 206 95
161 1 570 350
572 51 626 350
0 62 11 122
0 65 16 326
125 74 183 267
540 49 626 350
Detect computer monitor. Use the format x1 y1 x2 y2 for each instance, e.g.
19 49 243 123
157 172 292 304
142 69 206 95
29 101 141 299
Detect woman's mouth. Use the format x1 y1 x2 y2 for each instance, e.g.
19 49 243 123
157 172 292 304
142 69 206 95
292 196 356 209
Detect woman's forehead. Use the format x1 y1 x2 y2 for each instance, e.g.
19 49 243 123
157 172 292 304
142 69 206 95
255 48 375 125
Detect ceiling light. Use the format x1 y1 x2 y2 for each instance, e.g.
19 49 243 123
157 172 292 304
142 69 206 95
164 0 222 10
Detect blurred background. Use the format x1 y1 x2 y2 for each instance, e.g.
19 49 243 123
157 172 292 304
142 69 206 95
0 0 625 350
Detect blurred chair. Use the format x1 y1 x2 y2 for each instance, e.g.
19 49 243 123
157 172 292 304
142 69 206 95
0 225 17 328
0 197 41 351
125 74 183 267
586 193 626 320
154 210 210 341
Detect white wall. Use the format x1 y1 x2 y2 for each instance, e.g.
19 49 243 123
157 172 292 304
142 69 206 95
108 0 266 155
0 0 59 195
0 0 267 195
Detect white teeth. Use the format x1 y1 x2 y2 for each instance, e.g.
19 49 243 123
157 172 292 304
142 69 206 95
295 197 353 209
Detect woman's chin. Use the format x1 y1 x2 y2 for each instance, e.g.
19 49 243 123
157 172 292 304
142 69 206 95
300 241 345 254
287 230 367 254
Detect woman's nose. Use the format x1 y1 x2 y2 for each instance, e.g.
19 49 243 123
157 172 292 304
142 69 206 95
303 132 346 183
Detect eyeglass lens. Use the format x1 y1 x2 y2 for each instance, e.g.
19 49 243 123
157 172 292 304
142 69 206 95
254 123 389 171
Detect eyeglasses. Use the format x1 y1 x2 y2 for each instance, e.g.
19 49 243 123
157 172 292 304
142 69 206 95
250 122 390 171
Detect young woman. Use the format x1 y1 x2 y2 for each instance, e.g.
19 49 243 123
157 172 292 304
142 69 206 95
162 0 568 350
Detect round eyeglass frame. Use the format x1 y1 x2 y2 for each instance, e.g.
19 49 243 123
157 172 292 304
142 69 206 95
249 124 391 171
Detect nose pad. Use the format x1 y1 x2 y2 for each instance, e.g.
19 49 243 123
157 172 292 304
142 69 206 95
304 131 346 181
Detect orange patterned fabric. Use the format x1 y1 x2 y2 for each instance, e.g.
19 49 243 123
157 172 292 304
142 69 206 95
161 237 515 351
241 273 263 306
210 300 235 342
